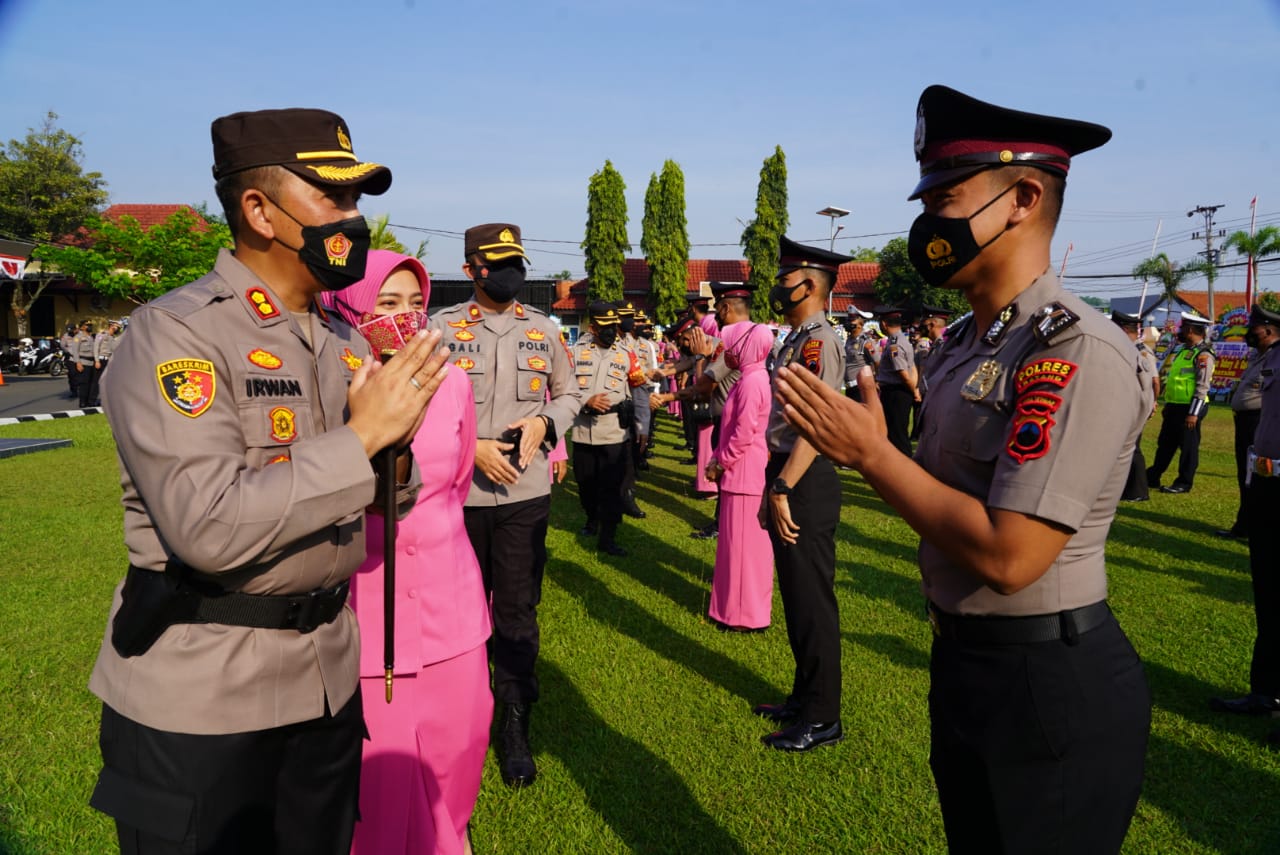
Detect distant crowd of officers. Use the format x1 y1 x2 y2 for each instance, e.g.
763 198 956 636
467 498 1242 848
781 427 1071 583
59 317 123 408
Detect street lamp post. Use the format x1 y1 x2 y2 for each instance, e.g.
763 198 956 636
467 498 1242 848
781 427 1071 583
817 206 850 316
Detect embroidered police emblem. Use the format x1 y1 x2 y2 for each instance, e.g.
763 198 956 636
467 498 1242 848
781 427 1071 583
269 406 297 443
246 287 280 320
456 357 476 371
961 360 1002 401
982 304 1018 347
339 348 363 371
448 318 481 330
527 356 547 371
247 348 283 370
324 233 351 267
500 228 515 243
455 329 476 342
801 339 823 374
267 452 290 465
337 125 352 151
157 358 216 418
526 328 546 341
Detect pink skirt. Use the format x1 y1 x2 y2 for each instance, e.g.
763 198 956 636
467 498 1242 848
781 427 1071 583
667 378 681 416
709 490 774 630
695 422 718 494
352 644 493 855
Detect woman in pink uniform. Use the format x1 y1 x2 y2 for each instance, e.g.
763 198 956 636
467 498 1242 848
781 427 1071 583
705 321 775 631
322 250 492 855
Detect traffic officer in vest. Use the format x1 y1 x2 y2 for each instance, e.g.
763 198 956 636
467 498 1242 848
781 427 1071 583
1212 303 1280 722
753 236 847 752
428 223 579 789
614 299 648 518
843 308 874 401
73 320 96 407
1147 310 1216 493
1113 310 1159 502
773 85 1151 852
1216 304 1279 537
573 301 646 556
874 306 918 456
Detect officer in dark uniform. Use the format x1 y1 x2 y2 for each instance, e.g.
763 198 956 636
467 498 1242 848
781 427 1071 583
1212 303 1280 719
842 308 874 401
773 85 1151 852
1113 310 1158 502
753 236 847 752
1216 306 1279 537
910 306 952 440
874 306 918 456
1147 311 1216 493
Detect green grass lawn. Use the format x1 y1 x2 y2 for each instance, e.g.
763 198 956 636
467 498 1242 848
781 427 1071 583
1 406 1277 853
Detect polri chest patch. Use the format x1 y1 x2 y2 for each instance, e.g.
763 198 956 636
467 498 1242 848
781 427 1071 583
157 358 216 418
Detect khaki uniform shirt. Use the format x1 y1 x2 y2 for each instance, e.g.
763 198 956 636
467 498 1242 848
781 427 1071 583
1233 347 1269 412
73 330 94 365
767 311 844 453
94 331 119 362
1251 347 1280 458
571 339 639 445
430 301 579 506
89 249 407 735
915 272 1148 616
634 336 660 391
875 331 914 386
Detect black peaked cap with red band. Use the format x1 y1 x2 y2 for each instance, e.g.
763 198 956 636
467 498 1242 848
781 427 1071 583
710 281 756 300
910 85 1111 200
777 235 852 276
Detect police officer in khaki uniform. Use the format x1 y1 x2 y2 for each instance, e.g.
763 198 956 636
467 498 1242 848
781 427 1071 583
572 301 645 556
774 86 1151 852
1147 310 1216 493
752 236 847 752
1113 309 1158 502
428 223 579 788
73 320 96 407
87 108 450 853
613 299 649 518
1212 304 1280 719
843 308 874 401
874 306 918 456
88 318 122 407
1216 306 1279 537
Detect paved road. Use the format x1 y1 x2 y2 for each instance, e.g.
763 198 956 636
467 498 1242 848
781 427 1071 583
0 373 84 419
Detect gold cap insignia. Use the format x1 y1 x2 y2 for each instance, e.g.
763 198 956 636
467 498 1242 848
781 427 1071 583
337 126 352 151
499 228 515 243
999 150 1014 163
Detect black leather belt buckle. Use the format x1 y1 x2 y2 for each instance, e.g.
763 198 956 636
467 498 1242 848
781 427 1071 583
287 581 349 633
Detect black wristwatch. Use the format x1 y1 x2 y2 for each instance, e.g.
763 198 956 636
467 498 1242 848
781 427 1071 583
770 477 792 496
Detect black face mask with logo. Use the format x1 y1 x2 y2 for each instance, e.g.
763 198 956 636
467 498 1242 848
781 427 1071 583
907 182 1017 288
595 326 619 348
476 260 526 304
265 195 370 290
769 278 810 314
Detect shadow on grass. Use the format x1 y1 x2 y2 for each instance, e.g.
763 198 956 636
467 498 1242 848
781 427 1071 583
844 631 929 672
1107 518 1253 606
536 659 747 854
548 558 779 706
835 530 923 619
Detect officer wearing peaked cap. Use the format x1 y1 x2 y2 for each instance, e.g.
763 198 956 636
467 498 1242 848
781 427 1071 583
429 222 580 789
873 305 917 455
1111 309 1159 502
87 107 449 853
1147 310 1216 493
771 85 1151 851
753 235 847 752
842 307 875 401
613 300 651 517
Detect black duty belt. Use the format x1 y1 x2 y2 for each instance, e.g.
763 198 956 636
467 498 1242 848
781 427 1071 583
926 600 1111 645
133 564 348 633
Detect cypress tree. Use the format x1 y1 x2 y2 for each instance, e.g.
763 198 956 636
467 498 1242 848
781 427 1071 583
740 146 788 320
581 160 630 303
641 159 689 325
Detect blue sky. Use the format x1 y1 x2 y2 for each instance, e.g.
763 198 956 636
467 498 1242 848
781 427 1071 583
1 0 1277 298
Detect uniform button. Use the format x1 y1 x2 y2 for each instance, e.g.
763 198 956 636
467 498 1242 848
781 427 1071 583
405 546 416 556
407 589 418 599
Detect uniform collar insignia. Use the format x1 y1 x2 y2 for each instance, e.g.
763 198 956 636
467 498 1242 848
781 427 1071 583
982 303 1017 347
245 287 282 322
514 302 526 319
467 303 482 321
1031 302 1080 345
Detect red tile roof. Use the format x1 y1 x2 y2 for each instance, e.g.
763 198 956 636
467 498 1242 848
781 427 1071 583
102 204 208 230
552 258 881 316
1176 290 1250 319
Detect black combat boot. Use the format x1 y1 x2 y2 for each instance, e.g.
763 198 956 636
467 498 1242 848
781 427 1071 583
496 702 537 788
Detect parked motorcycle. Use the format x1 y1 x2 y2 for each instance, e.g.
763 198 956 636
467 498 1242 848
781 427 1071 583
8 338 66 376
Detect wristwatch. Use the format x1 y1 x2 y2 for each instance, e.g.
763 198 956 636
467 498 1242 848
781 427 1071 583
770 477 792 496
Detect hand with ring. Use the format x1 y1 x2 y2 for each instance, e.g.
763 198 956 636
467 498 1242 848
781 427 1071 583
347 328 450 458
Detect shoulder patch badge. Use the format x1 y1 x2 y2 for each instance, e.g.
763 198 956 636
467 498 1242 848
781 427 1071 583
157 359 216 418
247 348 282 370
527 356 547 371
246 287 280 320
1014 359 1078 393
269 406 297 443
801 339 823 375
340 348 363 371
1006 391 1063 464
1031 302 1080 345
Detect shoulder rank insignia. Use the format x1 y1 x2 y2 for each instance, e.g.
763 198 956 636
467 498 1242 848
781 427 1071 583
246 287 280 320
467 304 482 321
526 328 546 341
801 339 823 374
1031 302 1080 345
514 303 526 319
455 329 476 342
247 348 282 370
527 356 547 371
448 318 481 330
456 357 476 371
340 348 363 371
269 406 297 443
157 358 216 418
982 304 1017 346
961 359 1002 401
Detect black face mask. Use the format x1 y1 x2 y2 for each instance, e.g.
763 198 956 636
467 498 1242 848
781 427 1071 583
769 278 810 314
595 326 619 348
907 182 1017 288
476 262 526 304
1246 330 1261 348
620 317 636 334
638 328 653 339
266 195 370 290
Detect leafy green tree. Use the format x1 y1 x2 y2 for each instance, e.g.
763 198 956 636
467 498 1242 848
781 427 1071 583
1223 225 1280 295
872 237 967 316
740 146 788 320
849 246 879 262
1132 253 1214 320
35 207 232 305
553 269 573 281
1258 291 1280 313
640 160 690 325
581 160 629 303
1080 295 1109 310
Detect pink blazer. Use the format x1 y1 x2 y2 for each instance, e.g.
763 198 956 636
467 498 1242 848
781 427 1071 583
353 366 491 675
713 367 770 495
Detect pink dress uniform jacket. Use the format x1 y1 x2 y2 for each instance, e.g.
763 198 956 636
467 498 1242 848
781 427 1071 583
709 323 776 630
321 251 492 855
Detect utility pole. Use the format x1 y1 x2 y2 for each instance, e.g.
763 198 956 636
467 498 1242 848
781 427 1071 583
1188 204 1225 320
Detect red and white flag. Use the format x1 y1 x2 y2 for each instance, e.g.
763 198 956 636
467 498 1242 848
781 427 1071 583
0 254 25 280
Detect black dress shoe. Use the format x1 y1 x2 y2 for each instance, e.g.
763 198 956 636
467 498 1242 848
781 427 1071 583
1119 495 1150 503
1160 484 1191 494
579 520 598 536
496 703 537 788
762 719 844 752
1210 693 1280 715
690 524 718 540
752 700 802 724
1214 528 1247 539
598 542 628 557
624 504 647 519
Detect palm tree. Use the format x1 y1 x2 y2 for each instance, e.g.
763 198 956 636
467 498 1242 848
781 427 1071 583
367 213 428 260
1133 253 1214 323
1223 225 1280 295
